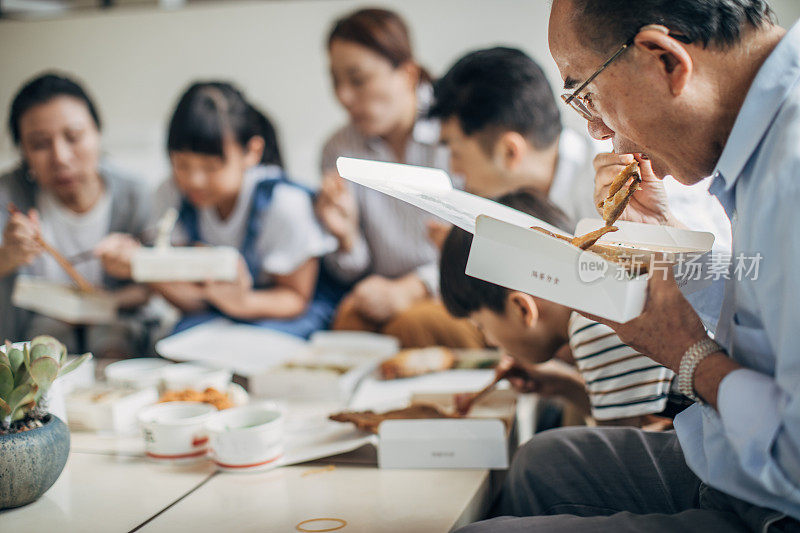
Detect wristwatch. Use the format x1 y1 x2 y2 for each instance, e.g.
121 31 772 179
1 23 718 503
677 337 722 402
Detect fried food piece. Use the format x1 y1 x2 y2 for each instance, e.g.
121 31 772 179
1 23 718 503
530 226 649 275
599 162 641 226
379 347 456 380
531 226 573 243
329 403 458 434
570 226 619 250
159 387 234 410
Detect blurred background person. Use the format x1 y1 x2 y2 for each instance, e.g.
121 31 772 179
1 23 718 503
0 72 152 356
316 7 483 348
430 46 599 229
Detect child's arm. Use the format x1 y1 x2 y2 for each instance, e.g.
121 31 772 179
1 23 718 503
204 258 318 321
150 281 209 313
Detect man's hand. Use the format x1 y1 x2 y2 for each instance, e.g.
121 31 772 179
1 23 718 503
94 233 141 280
315 170 360 252
501 356 591 415
349 274 427 324
1 208 43 270
582 258 709 372
594 153 675 226
203 257 254 315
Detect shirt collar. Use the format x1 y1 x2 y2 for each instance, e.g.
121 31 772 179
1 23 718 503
714 21 800 189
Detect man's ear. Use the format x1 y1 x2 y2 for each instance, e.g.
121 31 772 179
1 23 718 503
634 28 693 97
507 291 539 328
244 135 266 167
493 131 529 172
398 60 422 90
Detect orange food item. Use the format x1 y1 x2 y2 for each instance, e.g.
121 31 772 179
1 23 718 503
379 347 456 380
159 387 234 410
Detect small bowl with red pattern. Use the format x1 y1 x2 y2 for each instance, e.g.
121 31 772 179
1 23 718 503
138 402 216 462
206 404 284 472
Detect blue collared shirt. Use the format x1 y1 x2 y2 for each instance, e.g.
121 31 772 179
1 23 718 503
674 21 800 518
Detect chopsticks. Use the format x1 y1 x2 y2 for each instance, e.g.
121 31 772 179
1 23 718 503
7 204 95 293
454 369 508 416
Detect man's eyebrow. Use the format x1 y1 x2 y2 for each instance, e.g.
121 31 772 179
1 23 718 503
564 76 580 90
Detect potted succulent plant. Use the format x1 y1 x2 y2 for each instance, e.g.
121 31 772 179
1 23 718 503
0 336 91 510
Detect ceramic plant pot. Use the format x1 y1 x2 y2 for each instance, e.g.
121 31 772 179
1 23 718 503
0 414 70 510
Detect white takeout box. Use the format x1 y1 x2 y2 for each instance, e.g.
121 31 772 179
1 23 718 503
132 246 239 282
66 385 159 434
12 276 118 324
336 157 714 323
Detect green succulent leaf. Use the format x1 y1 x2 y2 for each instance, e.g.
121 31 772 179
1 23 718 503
0 397 10 417
0 364 13 400
7 383 33 413
7 349 23 374
58 352 92 378
0 342 9 368
22 344 30 372
30 356 59 393
14 366 30 388
30 343 54 362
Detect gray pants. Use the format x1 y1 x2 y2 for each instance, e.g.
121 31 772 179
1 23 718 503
458 427 797 533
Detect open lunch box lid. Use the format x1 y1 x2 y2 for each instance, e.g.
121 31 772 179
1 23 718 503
336 157 715 322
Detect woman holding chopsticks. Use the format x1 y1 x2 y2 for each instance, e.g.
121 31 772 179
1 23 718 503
0 72 152 356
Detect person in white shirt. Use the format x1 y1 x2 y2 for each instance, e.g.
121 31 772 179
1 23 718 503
105 82 337 339
316 8 484 349
0 72 151 356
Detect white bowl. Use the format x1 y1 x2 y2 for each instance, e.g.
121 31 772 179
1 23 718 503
207 404 284 472
138 402 216 461
160 362 232 392
105 358 173 389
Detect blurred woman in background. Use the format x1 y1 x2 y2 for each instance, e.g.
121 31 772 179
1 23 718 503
0 72 152 356
317 8 483 348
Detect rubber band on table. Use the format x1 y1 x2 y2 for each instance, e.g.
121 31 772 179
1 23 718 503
295 517 348 532
301 464 336 477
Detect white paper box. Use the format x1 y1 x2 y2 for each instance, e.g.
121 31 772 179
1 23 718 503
12 276 117 325
132 246 239 282
66 385 158 434
468 216 713 322
378 419 508 469
336 157 715 323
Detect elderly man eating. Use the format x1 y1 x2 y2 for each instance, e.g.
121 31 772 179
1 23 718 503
458 1 800 532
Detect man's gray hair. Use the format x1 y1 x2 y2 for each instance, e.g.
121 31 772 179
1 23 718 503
571 0 775 52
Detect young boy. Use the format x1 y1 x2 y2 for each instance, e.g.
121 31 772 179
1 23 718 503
440 190 677 425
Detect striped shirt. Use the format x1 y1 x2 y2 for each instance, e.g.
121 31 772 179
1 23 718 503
569 313 675 421
320 84 448 294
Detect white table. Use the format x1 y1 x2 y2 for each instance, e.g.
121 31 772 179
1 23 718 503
2 434 499 533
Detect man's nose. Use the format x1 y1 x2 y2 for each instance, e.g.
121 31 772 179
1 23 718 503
587 117 614 141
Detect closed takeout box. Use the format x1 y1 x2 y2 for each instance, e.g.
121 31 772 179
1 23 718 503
12 276 118 325
132 246 239 282
336 157 714 322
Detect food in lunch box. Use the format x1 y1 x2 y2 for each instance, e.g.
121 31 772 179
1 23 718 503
379 347 456 380
599 161 642 226
159 387 234 410
329 403 458 434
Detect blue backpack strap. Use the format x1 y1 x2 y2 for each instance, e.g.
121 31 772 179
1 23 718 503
177 197 204 245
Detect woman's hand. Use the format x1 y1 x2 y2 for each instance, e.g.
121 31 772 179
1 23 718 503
1 208 43 274
594 153 676 226
349 274 427 324
94 233 141 280
315 170 360 251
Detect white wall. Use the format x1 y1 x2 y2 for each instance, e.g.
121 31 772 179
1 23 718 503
1 0 799 187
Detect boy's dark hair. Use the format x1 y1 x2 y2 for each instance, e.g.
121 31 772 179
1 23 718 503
9 72 102 145
440 189 573 318
571 0 775 53
429 47 562 152
167 81 283 167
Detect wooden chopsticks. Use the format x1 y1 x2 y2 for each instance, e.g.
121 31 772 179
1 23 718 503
7 204 95 293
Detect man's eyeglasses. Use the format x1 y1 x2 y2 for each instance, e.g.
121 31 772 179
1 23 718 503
561 37 635 121
561 28 692 121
